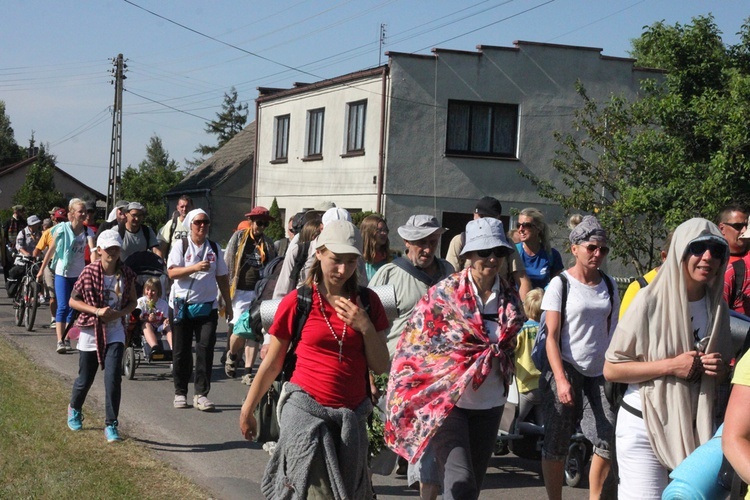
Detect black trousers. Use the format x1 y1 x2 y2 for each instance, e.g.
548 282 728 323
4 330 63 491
171 309 218 397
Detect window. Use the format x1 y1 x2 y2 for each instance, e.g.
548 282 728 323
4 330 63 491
346 100 367 153
273 114 290 161
445 100 519 158
305 108 325 158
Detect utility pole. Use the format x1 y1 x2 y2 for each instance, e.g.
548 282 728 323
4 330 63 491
378 24 387 66
106 54 126 213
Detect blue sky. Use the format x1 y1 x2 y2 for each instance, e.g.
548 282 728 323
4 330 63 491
2 0 748 193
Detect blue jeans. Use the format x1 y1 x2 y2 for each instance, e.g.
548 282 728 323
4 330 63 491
54 274 78 323
70 343 124 425
431 405 503 500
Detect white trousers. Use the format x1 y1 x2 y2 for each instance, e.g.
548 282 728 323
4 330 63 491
616 406 669 499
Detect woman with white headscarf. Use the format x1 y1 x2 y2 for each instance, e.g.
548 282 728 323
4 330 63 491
167 209 232 411
604 218 732 499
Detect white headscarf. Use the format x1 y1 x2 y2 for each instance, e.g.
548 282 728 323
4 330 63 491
184 208 208 231
606 218 732 469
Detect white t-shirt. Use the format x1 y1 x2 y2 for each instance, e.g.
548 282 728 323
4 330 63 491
77 274 126 351
55 227 94 277
136 296 169 330
167 238 227 308
541 271 620 377
457 273 507 410
622 296 709 411
158 218 188 247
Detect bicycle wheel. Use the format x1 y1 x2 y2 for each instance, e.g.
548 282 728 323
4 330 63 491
14 279 26 327
25 280 39 331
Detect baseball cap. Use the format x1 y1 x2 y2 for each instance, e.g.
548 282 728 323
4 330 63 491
313 201 336 212
315 220 362 255
26 215 41 226
321 207 352 227
461 218 512 255
127 202 145 212
12 205 25 212
97 229 123 250
474 197 503 219
48 206 61 215
53 208 68 221
397 215 446 241
244 206 274 221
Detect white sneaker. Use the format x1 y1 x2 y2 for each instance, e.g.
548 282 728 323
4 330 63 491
173 395 188 409
193 395 215 411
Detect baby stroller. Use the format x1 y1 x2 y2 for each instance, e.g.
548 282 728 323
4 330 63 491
123 251 168 297
122 307 173 380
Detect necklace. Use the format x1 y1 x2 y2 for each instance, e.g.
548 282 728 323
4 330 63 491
314 284 347 363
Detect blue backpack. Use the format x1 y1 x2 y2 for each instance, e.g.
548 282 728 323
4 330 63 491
531 271 614 371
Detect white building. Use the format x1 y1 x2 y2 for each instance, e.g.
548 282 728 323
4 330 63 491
252 41 661 258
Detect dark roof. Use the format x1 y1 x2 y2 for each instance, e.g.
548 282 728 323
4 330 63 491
167 121 256 194
0 155 106 199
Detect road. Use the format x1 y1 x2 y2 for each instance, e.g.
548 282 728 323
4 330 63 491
0 291 589 499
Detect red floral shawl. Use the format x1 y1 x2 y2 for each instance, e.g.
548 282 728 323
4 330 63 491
384 268 525 463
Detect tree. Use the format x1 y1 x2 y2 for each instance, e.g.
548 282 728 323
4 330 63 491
0 101 23 167
265 198 284 242
121 135 185 229
13 145 65 218
524 15 750 273
194 87 249 158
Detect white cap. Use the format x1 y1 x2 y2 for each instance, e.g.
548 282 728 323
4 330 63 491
321 207 352 227
315 220 362 255
97 229 123 250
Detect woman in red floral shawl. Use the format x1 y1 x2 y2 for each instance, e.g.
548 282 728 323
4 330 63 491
385 217 525 499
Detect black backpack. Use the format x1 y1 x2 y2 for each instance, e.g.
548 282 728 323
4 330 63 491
729 259 746 311
247 255 286 340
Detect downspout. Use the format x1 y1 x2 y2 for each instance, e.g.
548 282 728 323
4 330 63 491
376 64 388 214
252 99 261 207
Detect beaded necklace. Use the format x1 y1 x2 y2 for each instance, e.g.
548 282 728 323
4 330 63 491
314 284 347 362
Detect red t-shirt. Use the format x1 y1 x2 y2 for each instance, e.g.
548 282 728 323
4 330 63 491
270 286 389 409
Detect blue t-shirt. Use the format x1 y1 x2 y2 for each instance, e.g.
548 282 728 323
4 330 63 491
516 242 563 289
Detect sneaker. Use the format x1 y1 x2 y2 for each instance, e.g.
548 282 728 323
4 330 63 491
173 395 188 409
104 421 122 442
56 341 66 354
64 339 73 351
241 373 254 386
193 395 215 411
67 405 84 431
224 353 237 378
49 320 56 329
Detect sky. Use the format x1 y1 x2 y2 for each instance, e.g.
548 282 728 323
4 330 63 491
2 0 748 194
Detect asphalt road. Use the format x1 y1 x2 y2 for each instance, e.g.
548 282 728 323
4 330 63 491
0 288 589 500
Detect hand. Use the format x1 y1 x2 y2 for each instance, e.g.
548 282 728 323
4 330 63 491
194 260 210 273
148 313 157 323
98 307 119 323
240 405 258 441
700 352 726 377
555 376 574 406
334 297 373 334
36 270 44 282
225 307 233 324
670 351 700 379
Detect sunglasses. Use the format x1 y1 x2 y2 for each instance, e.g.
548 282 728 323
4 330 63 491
192 219 210 226
517 222 536 230
722 221 748 232
255 220 269 228
686 240 727 259
476 246 511 259
581 244 610 256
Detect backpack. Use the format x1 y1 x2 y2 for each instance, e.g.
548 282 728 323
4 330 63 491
118 223 155 250
531 270 615 372
729 259 746 311
290 241 310 288
180 236 219 260
247 255 287 341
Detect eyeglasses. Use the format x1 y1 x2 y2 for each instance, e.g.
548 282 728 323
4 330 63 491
476 246 511 259
722 221 748 232
192 219 210 226
581 244 610 256
128 212 143 219
517 222 536 230
686 240 727 259
377 228 390 234
255 220 269 228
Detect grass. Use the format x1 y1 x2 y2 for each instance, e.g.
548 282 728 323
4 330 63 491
0 336 210 499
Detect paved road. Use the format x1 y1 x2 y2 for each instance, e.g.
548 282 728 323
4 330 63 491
0 291 589 499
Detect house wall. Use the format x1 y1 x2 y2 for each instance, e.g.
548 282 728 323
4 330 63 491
383 43 657 273
0 166 104 213
255 74 386 218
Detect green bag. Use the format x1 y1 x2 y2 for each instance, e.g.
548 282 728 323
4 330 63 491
233 310 261 341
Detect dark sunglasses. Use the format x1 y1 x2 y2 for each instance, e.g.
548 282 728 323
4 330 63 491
192 219 210 226
255 220 269 227
582 244 610 256
476 246 511 259
722 221 748 232
686 240 727 259
517 222 536 230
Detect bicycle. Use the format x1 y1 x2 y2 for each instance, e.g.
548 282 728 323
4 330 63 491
13 255 41 331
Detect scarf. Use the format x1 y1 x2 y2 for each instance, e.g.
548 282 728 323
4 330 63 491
606 218 733 469
51 222 76 274
73 261 136 369
384 268 524 463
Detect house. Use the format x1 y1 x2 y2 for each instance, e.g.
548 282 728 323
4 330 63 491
0 154 105 214
165 121 256 244
252 41 661 266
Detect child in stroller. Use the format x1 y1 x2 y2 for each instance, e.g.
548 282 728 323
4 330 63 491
136 277 172 361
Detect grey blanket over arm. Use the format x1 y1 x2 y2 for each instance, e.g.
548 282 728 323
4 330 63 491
261 383 373 500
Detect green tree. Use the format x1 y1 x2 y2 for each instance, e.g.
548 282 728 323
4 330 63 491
194 87 249 158
121 135 184 229
265 198 284 242
0 101 23 167
524 15 750 273
13 145 65 218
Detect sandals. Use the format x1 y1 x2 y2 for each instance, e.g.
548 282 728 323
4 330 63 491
225 353 237 378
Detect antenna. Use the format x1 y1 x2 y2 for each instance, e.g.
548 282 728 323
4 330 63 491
378 23 387 66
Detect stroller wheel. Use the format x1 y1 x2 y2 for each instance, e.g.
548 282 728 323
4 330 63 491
565 443 586 488
123 347 137 380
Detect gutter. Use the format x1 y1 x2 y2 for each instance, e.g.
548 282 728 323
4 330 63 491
252 99 261 207
376 65 389 214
